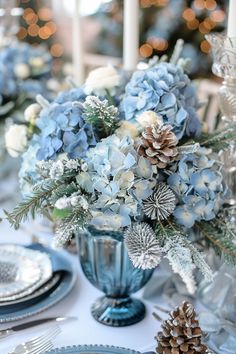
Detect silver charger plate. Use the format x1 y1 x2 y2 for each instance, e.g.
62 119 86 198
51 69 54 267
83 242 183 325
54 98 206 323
44 345 213 354
0 245 52 300
0 273 61 306
45 345 141 354
0 256 77 323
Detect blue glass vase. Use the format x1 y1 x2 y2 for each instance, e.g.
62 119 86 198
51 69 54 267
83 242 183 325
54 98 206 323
77 227 154 327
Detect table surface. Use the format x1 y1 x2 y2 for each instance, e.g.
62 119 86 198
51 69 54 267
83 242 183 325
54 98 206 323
0 219 160 354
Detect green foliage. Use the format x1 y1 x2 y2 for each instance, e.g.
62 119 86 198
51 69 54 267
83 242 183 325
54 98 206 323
55 208 89 246
196 218 236 267
83 96 119 138
50 182 78 204
52 208 71 220
196 123 236 152
4 179 59 229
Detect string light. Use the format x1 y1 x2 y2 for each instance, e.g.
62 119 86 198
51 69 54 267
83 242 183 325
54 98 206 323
139 43 153 57
182 8 195 21
193 0 205 10
187 19 199 30
210 10 225 23
205 0 216 11
140 0 168 7
50 43 64 57
38 7 52 21
200 39 211 53
28 23 39 36
17 26 27 39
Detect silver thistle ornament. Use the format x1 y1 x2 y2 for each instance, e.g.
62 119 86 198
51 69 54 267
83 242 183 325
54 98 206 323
124 222 162 270
143 182 176 220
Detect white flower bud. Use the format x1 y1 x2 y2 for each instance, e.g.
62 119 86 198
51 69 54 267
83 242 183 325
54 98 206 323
116 121 139 139
24 103 41 122
85 66 120 94
136 111 163 128
5 124 27 157
14 63 30 79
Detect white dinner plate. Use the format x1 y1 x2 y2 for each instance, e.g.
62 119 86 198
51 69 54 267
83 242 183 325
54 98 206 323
0 244 52 300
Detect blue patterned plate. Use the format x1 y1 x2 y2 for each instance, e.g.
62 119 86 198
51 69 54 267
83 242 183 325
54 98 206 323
45 344 143 354
0 246 77 323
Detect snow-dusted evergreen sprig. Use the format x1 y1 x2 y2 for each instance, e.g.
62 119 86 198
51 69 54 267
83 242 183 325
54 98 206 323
124 222 162 270
143 183 176 221
37 158 85 180
54 208 89 247
177 143 200 155
156 222 213 294
82 96 119 138
163 236 197 294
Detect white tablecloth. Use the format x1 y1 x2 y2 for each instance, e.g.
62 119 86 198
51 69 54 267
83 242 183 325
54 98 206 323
0 220 159 354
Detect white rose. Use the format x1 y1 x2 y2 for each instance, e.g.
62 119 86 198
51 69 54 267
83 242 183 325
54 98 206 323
5 124 27 157
136 111 163 128
116 121 139 139
14 63 30 79
85 66 120 94
24 103 41 122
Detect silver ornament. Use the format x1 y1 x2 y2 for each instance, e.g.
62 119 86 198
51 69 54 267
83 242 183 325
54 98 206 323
124 222 162 270
143 182 176 220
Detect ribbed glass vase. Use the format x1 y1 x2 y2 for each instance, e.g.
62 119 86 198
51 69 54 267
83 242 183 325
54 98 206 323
77 227 154 327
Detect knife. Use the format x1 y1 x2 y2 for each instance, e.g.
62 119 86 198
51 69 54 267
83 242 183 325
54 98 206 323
0 316 77 339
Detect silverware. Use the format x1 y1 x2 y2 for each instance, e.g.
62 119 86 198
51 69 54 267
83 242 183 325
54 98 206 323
0 316 76 339
7 325 61 354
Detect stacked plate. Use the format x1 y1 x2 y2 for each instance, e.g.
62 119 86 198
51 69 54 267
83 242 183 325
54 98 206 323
0 244 77 323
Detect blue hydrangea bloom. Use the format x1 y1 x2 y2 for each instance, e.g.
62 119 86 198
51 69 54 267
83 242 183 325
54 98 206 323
121 62 201 139
0 41 52 105
167 151 227 228
35 101 96 160
55 87 85 104
77 134 156 229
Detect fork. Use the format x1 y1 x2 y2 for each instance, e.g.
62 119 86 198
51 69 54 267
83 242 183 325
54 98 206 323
7 326 61 354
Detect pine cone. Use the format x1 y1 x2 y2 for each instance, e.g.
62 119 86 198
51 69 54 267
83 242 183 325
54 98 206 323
156 301 207 354
137 123 178 168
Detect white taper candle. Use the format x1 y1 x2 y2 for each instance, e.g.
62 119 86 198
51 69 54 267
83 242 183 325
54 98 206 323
227 0 236 38
72 0 84 85
123 0 139 71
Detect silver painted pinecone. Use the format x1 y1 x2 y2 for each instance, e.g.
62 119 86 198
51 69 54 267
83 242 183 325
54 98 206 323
156 301 207 354
137 123 178 168
124 222 162 270
143 182 176 221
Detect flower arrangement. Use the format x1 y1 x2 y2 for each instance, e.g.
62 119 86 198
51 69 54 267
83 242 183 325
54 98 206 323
0 40 52 119
5 44 236 294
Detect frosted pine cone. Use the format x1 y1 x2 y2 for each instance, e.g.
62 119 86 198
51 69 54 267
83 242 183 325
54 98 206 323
156 301 207 354
124 222 162 270
143 182 176 221
137 123 178 168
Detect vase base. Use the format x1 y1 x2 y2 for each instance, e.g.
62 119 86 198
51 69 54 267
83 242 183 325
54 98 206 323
91 296 146 327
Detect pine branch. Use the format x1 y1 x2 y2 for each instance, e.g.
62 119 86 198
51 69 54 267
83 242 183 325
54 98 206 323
4 179 61 229
50 182 79 204
82 96 119 138
196 123 236 152
155 221 213 293
54 208 89 246
196 220 236 266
